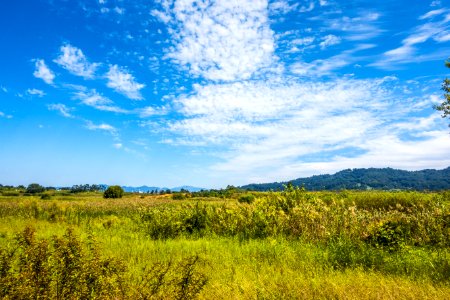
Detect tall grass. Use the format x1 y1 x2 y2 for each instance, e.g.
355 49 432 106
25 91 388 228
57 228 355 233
0 189 449 299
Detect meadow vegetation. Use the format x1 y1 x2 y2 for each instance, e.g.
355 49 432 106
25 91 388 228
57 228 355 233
0 186 449 299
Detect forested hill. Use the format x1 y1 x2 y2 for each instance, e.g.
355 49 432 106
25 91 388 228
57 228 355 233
241 167 450 191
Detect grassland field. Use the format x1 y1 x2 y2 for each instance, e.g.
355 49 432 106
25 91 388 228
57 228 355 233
0 188 449 299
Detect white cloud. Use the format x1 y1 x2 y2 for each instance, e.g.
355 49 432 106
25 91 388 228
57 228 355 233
0 86 7 93
114 7 125 14
54 44 99 79
33 59 55 84
113 143 123 149
323 12 382 41
434 32 450 42
319 34 341 49
73 89 129 113
292 37 315 46
159 0 276 81
419 8 447 20
106 65 145 100
269 1 299 15
373 11 450 68
0 111 13 119
48 104 74 118
298 2 315 13
85 121 117 134
169 76 391 143
27 89 46 97
139 105 169 118
150 9 172 23
291 44 375 76
431 1 441 7
164 73 450 185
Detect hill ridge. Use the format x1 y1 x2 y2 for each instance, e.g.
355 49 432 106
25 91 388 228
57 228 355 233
240 167 450 191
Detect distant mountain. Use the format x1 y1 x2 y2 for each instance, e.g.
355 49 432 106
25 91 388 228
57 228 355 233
171 186 204 192
121 186 164 193
240 167 450 191
121 185 204 193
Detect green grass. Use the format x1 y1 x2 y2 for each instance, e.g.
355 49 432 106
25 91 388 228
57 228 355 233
0 189 449 299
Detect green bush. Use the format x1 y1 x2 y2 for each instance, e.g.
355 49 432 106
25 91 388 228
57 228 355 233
0 227 125 299
238 194 255 204
26 183 45 194
173 193 186 200
40 194 52 200
103 185 124 199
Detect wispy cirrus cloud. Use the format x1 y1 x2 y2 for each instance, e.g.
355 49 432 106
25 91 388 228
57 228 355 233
372 8 450 68
320 12 383 41
54 44 99 79
85 121 117 134
291 44 375 76
27 88 46 97
33 59 55 84
73 88 129 113
105 65 145 100
47 103 74 118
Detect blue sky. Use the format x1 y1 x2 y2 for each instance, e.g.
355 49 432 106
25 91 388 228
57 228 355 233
1 0 450 188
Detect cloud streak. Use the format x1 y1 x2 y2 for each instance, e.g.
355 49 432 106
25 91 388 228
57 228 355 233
48 104 74 118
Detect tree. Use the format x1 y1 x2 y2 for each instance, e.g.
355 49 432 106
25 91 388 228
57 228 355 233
103 185 124 199
26 183 45 194
434 60 450 127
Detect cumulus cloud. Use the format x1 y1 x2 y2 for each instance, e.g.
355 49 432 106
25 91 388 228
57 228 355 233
106 65 145 100
54 44 99 79
33 59 55 84
156 0 276 81
47 103 74 118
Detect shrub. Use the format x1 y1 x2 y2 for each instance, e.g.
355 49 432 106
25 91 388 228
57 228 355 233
0 227 125 299
40 194 52 200
26 183 45 194
103 185 124 199
238 194 255 204
173 193 186 200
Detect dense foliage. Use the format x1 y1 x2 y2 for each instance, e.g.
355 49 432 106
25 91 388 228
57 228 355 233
434 59 450 127
241 167 450 191
26 183 45 194
103 185 124 199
